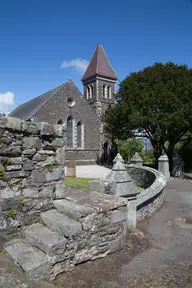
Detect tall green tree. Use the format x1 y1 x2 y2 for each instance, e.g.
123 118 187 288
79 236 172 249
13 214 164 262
103 62 192 169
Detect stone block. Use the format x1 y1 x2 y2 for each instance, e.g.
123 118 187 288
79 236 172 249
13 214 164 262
55 147 65 165
23 159 34 171
11 157 22 164
6 117 22 131
52 137 65 147
22 187 39 198
108 235 125 254
40 123 55 136
23 223 67 257
6 171 28 178
36 156 55 168
40 209 82 237
88 180 105 193
0 147 21 157
53 199 94 220
0 187 15 199
6 165 22 171
110 208 127 224
0 211 8 229
55 181 66 199
23 148 36 156
31 171 46 184
51 260 74 280
4 239 50 280
39 185 55 198
45 168 64 182
22 121 40 134
23 137 42 150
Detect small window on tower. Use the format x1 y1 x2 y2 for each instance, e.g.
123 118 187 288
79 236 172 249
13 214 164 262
107 85 111 99
103 84 106 98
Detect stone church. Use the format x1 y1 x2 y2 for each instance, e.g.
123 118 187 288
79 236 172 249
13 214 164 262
10 45 118 165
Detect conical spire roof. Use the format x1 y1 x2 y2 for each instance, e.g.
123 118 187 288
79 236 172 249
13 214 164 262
81 44 118 81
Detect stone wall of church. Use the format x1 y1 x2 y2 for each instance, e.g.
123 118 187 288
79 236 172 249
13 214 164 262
0 115 66 236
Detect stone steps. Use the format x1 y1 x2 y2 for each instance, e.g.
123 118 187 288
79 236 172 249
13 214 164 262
53 199 94 220
23 223 67 263
40 209 82 237
4 239 51 281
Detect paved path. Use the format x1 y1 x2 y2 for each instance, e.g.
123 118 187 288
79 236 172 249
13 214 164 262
1 178 192 287
55 178 192 287
76 165 111 179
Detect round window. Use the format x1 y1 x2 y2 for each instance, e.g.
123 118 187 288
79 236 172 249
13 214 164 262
67 97 76 108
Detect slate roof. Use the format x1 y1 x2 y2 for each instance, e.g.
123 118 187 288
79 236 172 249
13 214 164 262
81 44 118 81
9 82 68 120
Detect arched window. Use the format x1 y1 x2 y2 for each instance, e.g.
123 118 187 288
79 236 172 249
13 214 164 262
90 85 94 99
66 116 73 148
107 85 111 99
57 119 63 125
87 86 90 99
103 85 106 98
77 121 83 148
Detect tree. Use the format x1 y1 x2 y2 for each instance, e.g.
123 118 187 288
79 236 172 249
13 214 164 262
117 139 144 163
103 62 192 169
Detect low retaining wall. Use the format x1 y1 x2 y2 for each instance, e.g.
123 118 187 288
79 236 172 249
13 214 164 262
127 166 166 221
4 190 128 280
0 115 66 236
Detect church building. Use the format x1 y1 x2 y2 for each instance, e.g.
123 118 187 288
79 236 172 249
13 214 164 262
9 45 118 165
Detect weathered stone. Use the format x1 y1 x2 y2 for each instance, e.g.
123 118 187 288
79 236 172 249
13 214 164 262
40 210 82 237
55 181 66 199
6 165 22 171
53 199 94 220
39 185 55 198
52 137 65 147
11 157 22 165
5 117 22 131
74 246 98 264
6 171 28 178
23 148 36 156
158 153 170 179
110 208 127 224
51 260 74 279
0 180 7 188
22 187 39 198
23 223 67 256
23 137 42 150
31 171 46 184
88 180 105 193
39 150 55 155
0 187 14 199
0 197 23 212
108 235 125 254
0 211 8 229
45 168 64 182
0 147 21 157
54 124 65 138
23 159 34 171
40 123 55 136
36 156 55 168
55 147 65 165
4 239 50 280
130 152 143 168
22 121 40 134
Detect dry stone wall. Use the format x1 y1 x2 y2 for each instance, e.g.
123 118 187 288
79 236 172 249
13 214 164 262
0 115 66 235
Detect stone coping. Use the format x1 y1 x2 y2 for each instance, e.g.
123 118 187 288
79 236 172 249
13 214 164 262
126 165 166 208
64 189 128 212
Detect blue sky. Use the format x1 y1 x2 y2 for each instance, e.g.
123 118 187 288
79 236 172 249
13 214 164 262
0 0 192 113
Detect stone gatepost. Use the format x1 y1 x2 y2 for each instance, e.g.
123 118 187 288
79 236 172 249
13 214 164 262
158 153 170 179
106 153 140 229
130 152 143 168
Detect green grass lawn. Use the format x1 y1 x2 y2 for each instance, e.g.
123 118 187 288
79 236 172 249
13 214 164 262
64 177 99 189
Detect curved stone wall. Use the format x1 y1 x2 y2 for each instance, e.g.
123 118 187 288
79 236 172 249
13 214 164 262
127 165 166 221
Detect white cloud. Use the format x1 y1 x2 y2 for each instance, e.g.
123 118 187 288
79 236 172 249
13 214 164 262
60 58 89 74
0 91 15 115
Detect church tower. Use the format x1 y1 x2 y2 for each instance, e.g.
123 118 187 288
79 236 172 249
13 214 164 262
81 44 118 117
